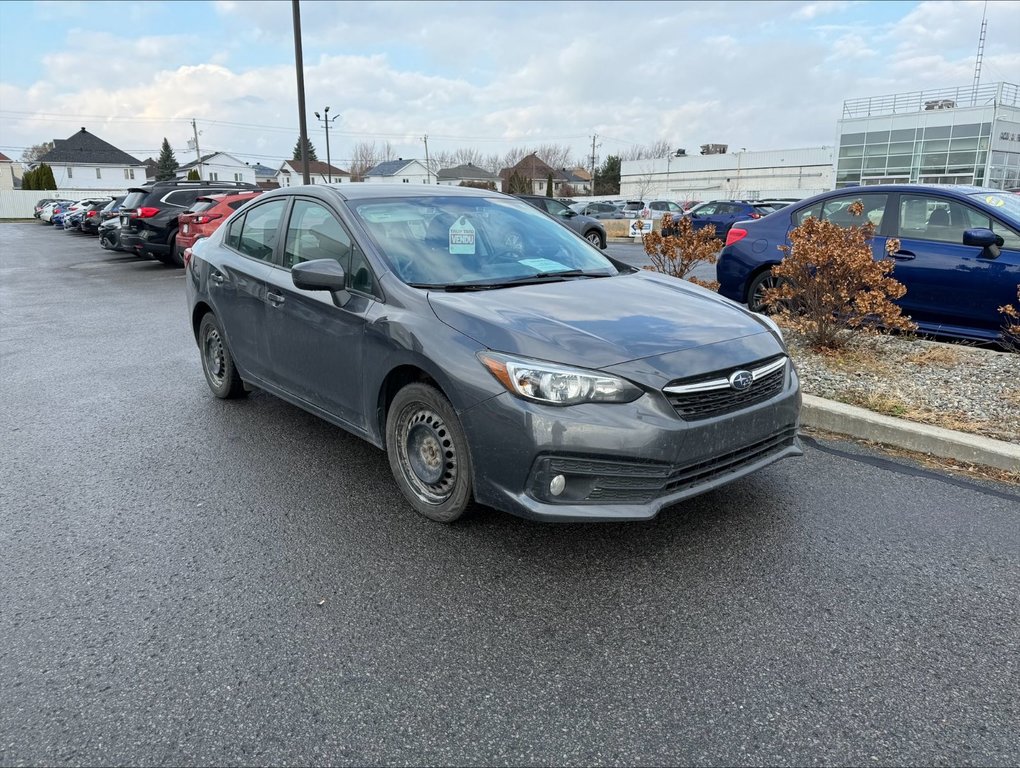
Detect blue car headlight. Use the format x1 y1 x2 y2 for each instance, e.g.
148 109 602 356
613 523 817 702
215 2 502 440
478 352 643 406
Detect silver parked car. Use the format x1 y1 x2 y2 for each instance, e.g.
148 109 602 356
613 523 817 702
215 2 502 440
187 185 801 523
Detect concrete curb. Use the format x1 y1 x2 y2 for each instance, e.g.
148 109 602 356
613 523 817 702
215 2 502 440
800 394 1020 473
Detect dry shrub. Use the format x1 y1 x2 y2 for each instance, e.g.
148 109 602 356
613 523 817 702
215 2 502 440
998 285 1020 351
764 200 915 351
642 214 720 290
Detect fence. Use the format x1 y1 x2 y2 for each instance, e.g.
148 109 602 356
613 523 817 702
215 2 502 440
0 189 129 219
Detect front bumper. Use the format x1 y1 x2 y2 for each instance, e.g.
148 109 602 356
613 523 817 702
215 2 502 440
459 368 801 521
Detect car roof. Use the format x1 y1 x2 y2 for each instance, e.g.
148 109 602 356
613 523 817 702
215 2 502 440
299 184 507 202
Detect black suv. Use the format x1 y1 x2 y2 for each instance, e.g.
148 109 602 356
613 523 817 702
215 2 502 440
513 194 607 248
119 180 259 266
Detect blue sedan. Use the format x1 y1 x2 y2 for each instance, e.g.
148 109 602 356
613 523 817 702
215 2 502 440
716 185 1020 343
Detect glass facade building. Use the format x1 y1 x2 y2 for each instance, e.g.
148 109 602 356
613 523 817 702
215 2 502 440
835 82 1019 190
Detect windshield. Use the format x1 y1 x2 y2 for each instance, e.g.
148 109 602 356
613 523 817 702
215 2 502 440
348 195 621 288
968 192 1020 223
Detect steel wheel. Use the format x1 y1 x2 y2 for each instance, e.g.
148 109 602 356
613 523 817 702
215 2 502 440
395 405 459 505
386 383 472 522
198 313 246 399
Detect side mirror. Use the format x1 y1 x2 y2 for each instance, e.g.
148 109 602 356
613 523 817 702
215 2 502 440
292 258 351 305
561 209 577 218
962 227 1004 259
962 228 999 247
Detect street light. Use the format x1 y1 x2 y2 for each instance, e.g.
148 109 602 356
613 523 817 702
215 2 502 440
313 106 340 183
666 148 683 198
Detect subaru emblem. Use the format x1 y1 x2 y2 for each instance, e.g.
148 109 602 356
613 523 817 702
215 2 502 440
729 370 753 391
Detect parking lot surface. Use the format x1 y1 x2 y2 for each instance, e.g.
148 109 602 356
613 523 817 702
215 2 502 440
1 223 1018 766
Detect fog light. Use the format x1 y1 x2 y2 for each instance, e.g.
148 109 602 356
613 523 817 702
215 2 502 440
549 475 566 497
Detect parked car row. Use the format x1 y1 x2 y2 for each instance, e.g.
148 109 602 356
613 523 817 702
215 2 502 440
35 180 263 267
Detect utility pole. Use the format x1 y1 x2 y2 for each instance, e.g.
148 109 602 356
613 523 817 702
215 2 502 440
590 133 598 192
191 119 203 178
314 107 339 182
291 0 311 184
422 134 431 183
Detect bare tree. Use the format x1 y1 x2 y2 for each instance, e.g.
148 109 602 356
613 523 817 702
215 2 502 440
620 140 672 161
349 141 378 181
381 140 395 162
20 142 54 163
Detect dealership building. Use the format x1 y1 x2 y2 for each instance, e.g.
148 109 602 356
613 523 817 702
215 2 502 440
619 81 1019 202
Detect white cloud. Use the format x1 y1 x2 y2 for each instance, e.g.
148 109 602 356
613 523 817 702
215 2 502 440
1 1 1016 170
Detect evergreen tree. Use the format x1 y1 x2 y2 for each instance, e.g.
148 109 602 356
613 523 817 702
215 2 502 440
155 138 179 181
22 168 35 190
36 163 57 190
545 172 553 197
291 136 318 162
187 169 200 180
594 155 621 195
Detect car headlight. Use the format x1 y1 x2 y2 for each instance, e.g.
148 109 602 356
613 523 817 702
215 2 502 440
478 353 642 406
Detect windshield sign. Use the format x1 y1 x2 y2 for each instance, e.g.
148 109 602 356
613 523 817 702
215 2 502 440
969 192 1020 222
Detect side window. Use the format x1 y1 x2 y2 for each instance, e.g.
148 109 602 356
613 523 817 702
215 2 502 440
695 203 717 216
544 199 569 216
794 203 822 225
822 193 888 228
224 213 245 250
898 194 1020 249
282 200 377 295
236 199 287 262
283 200 351 269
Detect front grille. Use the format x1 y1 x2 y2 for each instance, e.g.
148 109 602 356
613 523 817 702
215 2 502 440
664 355 787 420
537 427 799 504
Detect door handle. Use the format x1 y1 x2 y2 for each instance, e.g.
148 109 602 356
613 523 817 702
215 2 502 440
890 250 915 260
210 272 225 284
266 291 285 306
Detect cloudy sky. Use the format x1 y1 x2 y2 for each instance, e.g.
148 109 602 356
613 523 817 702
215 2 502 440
1 0 1017 170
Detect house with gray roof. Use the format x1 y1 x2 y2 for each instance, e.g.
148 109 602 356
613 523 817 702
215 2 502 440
363 158 432 184
34 127 145 190
436 163 498 188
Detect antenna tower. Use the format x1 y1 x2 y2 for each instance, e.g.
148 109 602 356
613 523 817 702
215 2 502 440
971 0 987 105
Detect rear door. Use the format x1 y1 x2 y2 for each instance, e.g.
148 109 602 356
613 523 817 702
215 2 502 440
890 192 1020 332
208 198 289 382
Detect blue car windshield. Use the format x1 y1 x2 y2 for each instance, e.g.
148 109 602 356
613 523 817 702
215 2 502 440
348 195 619 288
968 191 1020 223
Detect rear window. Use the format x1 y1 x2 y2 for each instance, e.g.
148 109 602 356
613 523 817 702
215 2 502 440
121 191 147 209
187 200 216 214
623 201 644 211
753 205 775 215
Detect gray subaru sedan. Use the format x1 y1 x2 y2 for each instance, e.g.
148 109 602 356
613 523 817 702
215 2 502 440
185 185 801 522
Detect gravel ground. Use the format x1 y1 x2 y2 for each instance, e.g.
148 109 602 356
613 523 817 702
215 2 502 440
784 330 1020 445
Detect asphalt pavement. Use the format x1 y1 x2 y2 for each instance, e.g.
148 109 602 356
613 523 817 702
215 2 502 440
1 223 1018 766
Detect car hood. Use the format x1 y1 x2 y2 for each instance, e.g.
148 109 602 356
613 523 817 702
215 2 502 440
428 270 772 369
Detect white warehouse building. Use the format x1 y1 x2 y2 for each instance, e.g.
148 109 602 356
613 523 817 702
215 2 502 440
619 146 835 203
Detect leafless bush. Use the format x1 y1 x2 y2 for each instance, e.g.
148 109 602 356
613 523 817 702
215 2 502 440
642 215 720 290
763 200 915 351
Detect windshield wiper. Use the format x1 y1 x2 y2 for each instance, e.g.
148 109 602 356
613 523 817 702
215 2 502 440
441 270 612 292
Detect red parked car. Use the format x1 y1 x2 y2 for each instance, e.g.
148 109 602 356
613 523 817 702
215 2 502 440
177 191 262 256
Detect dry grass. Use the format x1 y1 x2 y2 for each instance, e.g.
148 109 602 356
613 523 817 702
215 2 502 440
835 387 998 436
901 345 964 367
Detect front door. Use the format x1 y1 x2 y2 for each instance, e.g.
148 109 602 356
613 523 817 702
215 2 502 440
263 198 378 429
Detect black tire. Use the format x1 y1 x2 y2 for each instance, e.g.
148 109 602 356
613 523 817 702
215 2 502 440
585 230 605 249
746 268 783 313
198 313 246 399
386 383 473 523
168 233 184 268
